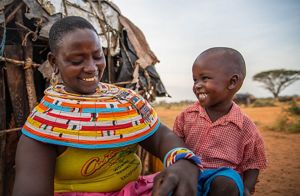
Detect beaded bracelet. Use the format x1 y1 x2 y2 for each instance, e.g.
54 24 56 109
163 147 204 171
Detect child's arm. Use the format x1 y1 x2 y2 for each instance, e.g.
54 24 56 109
241 117 267 195
243 169 259 195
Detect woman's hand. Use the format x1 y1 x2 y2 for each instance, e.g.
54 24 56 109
152 159 199 196
140 123 199 195
244 187 251 196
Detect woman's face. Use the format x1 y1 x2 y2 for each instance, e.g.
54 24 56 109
49 28 106 94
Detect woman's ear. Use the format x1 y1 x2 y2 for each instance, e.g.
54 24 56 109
47 52 58 74
228 74 239 90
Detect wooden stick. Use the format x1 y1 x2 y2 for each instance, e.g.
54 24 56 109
5 1 24 24
0 132 6 196
0 56 40 68
15 21 32 32
16 10 37 110
0 67 5 196
0 67 6 130
0 127 21 134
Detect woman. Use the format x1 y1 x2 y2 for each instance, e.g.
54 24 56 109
13 16 200 196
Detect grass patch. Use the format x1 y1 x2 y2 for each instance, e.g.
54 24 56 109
251 99 276 107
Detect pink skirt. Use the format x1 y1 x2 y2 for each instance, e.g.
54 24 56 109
54 173 157 196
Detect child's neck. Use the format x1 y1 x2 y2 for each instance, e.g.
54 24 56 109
204 101 233 122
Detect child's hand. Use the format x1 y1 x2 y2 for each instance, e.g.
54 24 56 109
152 159 199 196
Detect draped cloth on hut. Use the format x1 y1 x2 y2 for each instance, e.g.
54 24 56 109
119 15 159 69
22 83 160 149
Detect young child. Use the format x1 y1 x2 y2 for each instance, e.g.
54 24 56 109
173 47 267 196
13 16 201 196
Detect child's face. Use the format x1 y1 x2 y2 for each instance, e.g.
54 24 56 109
50 28 106 94
192 55 232 108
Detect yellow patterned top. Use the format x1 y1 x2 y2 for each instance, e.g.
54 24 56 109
55 145 141 192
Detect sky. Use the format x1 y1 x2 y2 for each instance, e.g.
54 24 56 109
113 0 300 102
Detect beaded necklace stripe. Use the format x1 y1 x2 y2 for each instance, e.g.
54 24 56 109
32 100 155 126
22 119 160 147
43 95 133 108
25 116 155 140
22 122 160 149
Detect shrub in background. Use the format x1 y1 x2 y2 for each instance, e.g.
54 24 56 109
269 101 300 133
287 100 300 115
271 116 300 133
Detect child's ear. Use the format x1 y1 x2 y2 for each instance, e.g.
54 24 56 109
47 52 58 74
228 74 239 90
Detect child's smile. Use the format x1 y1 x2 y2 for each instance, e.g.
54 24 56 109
198 93 208 102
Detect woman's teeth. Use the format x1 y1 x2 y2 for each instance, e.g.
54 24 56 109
82 77 96 82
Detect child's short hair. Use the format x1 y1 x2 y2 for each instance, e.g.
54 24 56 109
199 47 246 79
49 16 97 52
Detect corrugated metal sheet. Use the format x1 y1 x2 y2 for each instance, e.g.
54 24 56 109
21 0 120 54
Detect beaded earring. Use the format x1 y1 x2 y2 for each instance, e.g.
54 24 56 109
50 72 58 87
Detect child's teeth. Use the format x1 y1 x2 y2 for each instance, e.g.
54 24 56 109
198 93 207 101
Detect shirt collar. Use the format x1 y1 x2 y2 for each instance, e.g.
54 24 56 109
190 101 244 130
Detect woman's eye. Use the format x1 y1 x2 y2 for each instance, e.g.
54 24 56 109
71 60 83 65
94 56 103 60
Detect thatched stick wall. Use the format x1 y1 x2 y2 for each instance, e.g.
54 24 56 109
16 10 37 110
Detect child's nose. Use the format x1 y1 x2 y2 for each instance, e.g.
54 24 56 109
194 81 203 89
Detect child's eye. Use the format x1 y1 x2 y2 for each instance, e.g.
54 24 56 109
202 76 209 81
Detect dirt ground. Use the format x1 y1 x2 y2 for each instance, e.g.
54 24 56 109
154 104 300 196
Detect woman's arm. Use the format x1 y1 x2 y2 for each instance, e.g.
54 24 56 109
139 123 187 160
140 123 199 196
13 134 57 196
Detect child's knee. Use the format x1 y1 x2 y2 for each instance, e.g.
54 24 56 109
209 176 239 196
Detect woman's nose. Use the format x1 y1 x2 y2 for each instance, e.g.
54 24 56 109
84 59 98 73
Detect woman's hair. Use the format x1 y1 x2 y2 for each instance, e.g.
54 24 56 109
49 16 97 52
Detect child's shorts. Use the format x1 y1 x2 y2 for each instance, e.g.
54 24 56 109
197 167 244 196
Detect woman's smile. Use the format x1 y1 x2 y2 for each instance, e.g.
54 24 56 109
80 76 97 82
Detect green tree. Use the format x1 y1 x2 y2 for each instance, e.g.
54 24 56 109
253 69 300 99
